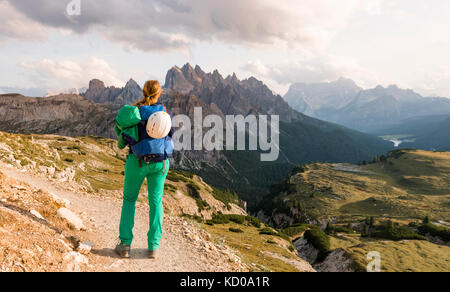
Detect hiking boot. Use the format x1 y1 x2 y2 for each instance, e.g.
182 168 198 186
115 241 131 258
148 250 157 259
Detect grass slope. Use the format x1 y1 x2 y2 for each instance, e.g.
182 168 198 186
260 149 450 224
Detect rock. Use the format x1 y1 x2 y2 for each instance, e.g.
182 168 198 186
77 241 94 255
63 251 88 272
79 179 94 193
58 239 73 251
53 149 61 161
35 245 43 253
55 167 75 182
12 185 27 191
57 208 85 231
47 167 56 176
315 248 355 272
49 193 71 207
30 210 45 220
294 237 319 264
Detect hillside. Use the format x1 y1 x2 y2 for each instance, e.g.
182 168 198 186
0 131 314 272
259 149 450 225
257 149 450 272
326 235 450 272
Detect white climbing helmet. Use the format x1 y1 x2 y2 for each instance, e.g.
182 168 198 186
146 111 172 139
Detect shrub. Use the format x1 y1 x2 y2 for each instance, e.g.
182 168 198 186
246 216 262 228
64 158 74 163
67 146 81 150
418 223 450 242
186 183 209 211
229 227 244 233
371 222 427 241
226 214 245 224
259 227 278 236
257 227 291 241
211 187 239 210
208 213 261 228
288 245 295 252
267 240 276 244
164 184 177 192
304 228 330 262
210 213 230 224
183 214 204 223
167 171 190 183
326 223 355 235
282 224 310 237
173 169 194 179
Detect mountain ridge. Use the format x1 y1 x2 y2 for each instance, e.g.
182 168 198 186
284 79 450 133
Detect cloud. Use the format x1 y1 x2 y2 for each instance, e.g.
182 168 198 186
19 57 124 92
242 53 378 94
414 67 450 98
0 0 47 44
4 0 374 52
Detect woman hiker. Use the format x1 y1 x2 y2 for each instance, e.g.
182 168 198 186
113 80 174 259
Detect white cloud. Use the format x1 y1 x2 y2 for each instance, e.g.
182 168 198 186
414 67 450 97
19 57 124 92
4 0 375 52
0 0 47 44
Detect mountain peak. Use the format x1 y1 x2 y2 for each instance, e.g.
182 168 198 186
181 63 194 73
88 79 105 90
335 77 358 87
194 65 205 77
125 78 138 86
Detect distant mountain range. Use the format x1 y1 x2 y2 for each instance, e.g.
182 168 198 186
44 87 87 97
0 64 393 207
284 79 450 133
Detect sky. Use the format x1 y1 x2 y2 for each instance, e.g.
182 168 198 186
0 0 449 97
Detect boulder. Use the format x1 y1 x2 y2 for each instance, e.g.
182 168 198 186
57 208 85 231
30 210 45 220
49 193 71 207
77 241 94 255
63 251 88 272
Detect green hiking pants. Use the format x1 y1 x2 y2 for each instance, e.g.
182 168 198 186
118 154 169 251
